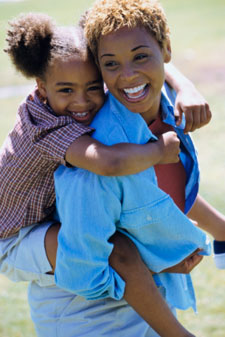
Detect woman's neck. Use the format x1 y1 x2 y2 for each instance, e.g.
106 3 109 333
140 95 161 125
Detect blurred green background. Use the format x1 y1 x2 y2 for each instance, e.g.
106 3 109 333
0 0 224 336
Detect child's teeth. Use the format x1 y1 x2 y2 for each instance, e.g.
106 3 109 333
73 112 88 117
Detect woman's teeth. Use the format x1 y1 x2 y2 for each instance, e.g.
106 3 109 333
123 84 146 99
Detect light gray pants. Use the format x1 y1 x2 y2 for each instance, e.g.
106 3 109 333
0 223 174 337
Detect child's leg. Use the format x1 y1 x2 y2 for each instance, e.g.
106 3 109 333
44 222 60 272
0 221 55 286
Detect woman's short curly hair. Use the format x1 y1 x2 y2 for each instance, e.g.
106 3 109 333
84 0 170 61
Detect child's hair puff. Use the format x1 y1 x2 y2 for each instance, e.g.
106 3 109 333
84 0 170 61
5 13 55 79
5 13 89 80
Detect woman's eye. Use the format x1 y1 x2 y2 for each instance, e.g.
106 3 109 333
135 54 148 61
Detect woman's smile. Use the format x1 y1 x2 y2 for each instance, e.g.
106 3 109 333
122 83 150 102
98 26 171 124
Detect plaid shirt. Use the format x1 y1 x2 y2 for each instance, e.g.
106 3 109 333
0 88 92 238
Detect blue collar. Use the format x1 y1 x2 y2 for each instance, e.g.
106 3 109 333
161 85 186 130
106 84 185 145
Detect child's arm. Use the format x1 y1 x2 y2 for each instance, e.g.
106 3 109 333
45 225 197 337
165 62 211 133
187 194 225 241
65 131 180 176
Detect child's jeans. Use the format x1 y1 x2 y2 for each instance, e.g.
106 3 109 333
0 221 54 286
0 223 175 337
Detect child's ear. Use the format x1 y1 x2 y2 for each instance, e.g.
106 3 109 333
163 39 171 63
36 78 47 98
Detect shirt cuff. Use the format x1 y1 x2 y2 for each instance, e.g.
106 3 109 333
79 269 126 301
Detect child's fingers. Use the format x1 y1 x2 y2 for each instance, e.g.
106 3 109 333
183 110 193 133
174 107 183 126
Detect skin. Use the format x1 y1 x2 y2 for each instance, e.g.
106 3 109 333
188 194 225 241
165 63 212 133
37 54 104 126
96 25 201 337
36 52 181 176
40 25 211 337
98 26 171 124
45 223 200 337
45 26 201 337
97 25 225 242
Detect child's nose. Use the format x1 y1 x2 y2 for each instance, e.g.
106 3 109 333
72 92 89 106
69 93 92 113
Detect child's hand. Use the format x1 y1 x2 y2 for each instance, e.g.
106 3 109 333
162 249 203 274
157 131 180 164
174 84 211 134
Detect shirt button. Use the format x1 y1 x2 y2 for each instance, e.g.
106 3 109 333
146 215 152 221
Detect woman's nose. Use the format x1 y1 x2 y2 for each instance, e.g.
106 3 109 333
120 63 137 81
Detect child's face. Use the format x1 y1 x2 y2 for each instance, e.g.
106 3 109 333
98 26 171 124
37 55 104 126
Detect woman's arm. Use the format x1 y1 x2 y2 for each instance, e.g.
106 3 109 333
65 131 180 176
109 232 195 337
45 225 196 337
188 194 225 241
165 63 211 133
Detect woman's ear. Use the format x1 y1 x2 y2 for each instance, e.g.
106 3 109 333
163 39 172 63
36 78 47 98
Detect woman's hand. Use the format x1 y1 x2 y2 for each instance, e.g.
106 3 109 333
162 249 203 274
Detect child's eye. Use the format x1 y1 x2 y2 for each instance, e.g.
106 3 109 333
58 88 73 94
88 85 103 92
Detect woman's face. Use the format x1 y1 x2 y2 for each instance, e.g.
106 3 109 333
98 26 170 124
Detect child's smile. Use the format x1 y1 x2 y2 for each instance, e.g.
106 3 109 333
37 55 105 126
98 26 171 124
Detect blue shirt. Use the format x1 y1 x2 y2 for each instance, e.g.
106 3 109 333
54 84 211 311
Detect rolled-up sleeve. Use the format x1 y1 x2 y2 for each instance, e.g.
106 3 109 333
54 165 126 300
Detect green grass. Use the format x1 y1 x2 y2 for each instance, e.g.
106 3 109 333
0 0 225 336
0 0 94 86
0 275 35 336
178 256 225 337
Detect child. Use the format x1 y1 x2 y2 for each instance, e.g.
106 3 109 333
1 13 181 240
0 12 207 337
